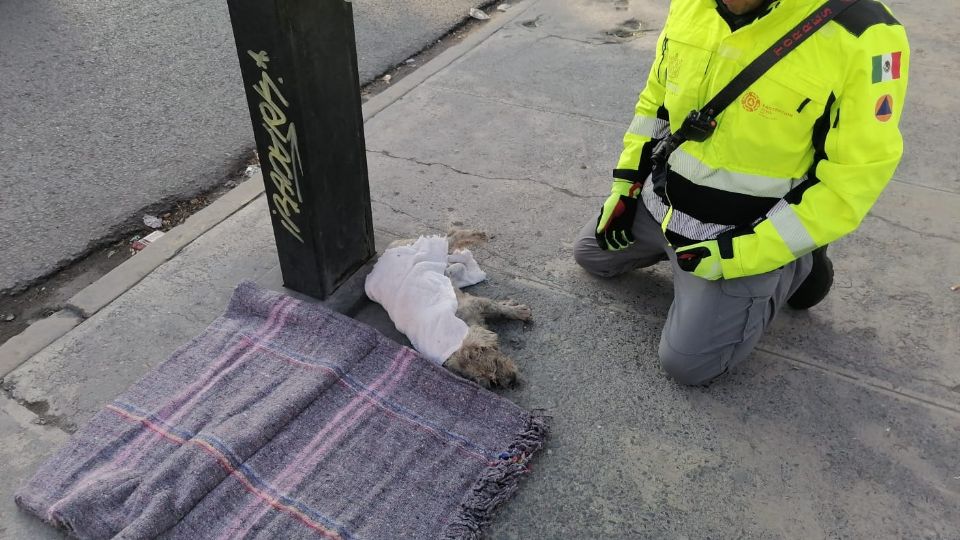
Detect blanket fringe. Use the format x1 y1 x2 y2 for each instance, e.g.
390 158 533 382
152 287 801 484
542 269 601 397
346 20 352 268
442 410 550 539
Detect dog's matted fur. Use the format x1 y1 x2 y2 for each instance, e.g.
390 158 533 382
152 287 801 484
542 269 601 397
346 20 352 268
387 229 531 388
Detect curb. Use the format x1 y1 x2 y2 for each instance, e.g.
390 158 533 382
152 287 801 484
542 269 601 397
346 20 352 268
0 176 264 379
0 310 84 378
69 177 266 318
0 0 538 379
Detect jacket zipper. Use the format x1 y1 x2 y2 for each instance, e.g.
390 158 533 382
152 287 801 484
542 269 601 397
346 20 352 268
656 37 669 84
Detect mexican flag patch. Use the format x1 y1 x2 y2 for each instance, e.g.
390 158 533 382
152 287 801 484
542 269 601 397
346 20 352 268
872 52 902 83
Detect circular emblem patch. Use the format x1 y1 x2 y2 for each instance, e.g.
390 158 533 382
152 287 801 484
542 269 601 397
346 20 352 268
875 94 894 122
741 92 761 112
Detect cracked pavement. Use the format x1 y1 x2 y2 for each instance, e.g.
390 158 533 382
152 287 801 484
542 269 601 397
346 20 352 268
2 0 959 537
367 148 597 199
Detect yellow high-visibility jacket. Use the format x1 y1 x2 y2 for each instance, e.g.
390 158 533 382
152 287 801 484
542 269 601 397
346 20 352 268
616 0 909 278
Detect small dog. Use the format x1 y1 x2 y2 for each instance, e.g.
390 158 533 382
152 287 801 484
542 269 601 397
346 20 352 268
388 229 531 388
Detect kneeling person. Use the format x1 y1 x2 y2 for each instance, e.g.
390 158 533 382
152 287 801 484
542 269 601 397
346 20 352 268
575 0 909 385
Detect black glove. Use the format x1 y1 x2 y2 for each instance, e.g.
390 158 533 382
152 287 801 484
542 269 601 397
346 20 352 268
595 180 641 251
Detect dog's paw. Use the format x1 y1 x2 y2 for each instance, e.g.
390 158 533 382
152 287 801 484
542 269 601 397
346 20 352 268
497 300 533 321
447 228 487 251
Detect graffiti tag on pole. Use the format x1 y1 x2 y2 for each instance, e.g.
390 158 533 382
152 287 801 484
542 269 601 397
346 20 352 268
247 50 305 243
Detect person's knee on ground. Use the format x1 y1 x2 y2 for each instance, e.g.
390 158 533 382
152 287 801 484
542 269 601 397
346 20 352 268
573 213 668 278
573 234 621 278
657 338 729 387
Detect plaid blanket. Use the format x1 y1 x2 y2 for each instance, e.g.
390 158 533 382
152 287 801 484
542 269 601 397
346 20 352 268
15 282 547 539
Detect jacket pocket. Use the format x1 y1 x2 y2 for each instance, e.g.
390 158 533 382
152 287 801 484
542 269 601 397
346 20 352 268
662 37 714 128
712 68 833 177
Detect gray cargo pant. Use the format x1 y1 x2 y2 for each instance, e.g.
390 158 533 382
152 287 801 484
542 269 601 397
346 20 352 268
574 207 813 386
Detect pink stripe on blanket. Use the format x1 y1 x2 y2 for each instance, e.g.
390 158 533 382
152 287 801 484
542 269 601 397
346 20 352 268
47 297 296 521
102 405 343 540
234 334 490 463
218 347 415 539
116 296 296 468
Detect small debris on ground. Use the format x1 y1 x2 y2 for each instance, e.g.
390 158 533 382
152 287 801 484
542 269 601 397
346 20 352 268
131 231 165 252
469 7 490 20
143 214 163 229
497 3 511 11
521 16 542 28
224 180 238 188
142 193 213 234
2 314 15 322
106 250 117 259
404 58 416 65
244 165 259 177
951 284 960 292
382 74 392 83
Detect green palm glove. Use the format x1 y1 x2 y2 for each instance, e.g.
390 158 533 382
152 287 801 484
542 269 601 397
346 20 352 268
675 240 723 281
596 180 643 251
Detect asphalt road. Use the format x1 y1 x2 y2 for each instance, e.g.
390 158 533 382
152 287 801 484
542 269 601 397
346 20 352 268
0 0 490 295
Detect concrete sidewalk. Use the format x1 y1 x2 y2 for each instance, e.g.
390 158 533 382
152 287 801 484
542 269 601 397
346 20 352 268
2 0 959 537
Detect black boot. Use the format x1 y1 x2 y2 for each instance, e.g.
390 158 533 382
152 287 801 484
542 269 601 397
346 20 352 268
788 246 833 310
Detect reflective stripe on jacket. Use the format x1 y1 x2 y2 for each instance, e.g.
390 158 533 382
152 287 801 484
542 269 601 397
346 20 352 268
616 0 909 279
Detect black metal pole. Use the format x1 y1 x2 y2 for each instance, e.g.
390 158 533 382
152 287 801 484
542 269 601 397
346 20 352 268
226 0 375 299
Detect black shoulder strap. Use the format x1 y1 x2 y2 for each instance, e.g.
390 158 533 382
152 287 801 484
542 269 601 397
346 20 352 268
701 0 862 117
651 0 863 197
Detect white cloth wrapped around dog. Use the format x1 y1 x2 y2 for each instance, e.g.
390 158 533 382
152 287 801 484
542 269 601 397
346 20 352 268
365 236 486 365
